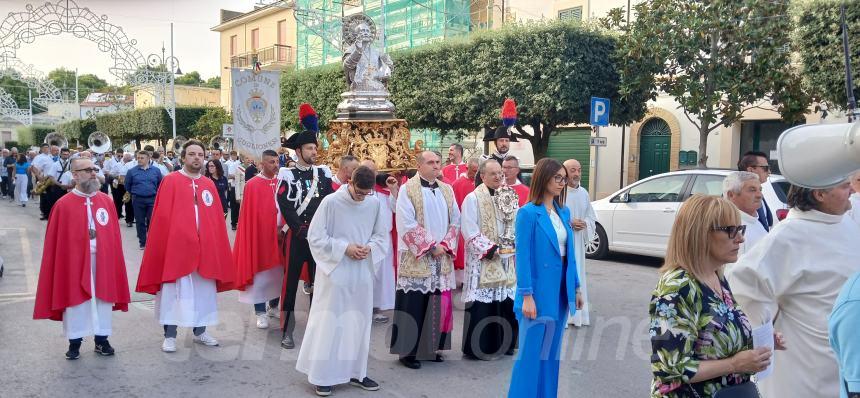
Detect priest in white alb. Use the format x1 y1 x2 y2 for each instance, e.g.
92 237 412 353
297 166 390 396
727 181 860 398
563 159 596 327
390 151 460 370
460 160 518 359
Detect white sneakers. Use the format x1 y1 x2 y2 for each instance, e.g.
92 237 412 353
256 313 269 329
193 332 219 346
162 337 177 353
162 332 219 351
267 305 281 319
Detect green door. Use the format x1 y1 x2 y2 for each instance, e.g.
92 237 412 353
639 118 671 178
545 128 590 190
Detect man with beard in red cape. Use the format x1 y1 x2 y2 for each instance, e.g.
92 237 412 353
233 149 283 329
135 140 236 353
34 157 130 360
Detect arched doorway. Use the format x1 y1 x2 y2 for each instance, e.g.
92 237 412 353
638 117 671 178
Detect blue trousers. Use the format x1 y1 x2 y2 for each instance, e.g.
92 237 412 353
131 195 155 246
507 297 569 398
253 298 280 315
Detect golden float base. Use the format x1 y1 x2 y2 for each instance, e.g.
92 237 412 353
318 119 424 173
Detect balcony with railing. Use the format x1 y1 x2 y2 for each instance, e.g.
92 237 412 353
230 44 294 69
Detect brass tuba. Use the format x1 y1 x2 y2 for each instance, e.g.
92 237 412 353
88 131 111 154
44 132 68 149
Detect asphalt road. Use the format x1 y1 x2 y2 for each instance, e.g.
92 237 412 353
0 195 661 397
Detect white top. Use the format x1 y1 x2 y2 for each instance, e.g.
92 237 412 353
223 159 240 186
102 156 118 176
459 190 516 303
47 159 73 186
395 182 460 294
154 163 169 177
726 208 860 398
32 153 54 174
739 210 768 256
548 208 567 257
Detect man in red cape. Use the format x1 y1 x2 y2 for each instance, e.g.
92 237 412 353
135 140 235 353
233 149 283 330
34 157 130 360
502 156 530 206
451 158 480 279
441 143 466 184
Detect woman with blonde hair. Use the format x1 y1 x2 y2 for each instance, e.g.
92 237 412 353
649 195 783 397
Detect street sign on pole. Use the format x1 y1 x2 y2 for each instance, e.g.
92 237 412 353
590 137 608 147
222 123 234 138
590 97 611 126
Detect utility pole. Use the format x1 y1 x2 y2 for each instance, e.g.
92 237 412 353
171 22 177 141
620 0 631 189
74 67 79 104
28 89 32 125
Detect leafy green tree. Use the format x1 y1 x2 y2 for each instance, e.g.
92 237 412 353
281 21 651 160
191 107 232 142
203 76 221 89
47 68 108 101
794 1 860 111
610 0 809 167
175 71 203 86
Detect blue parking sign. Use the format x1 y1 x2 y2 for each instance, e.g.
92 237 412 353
590 97 610 126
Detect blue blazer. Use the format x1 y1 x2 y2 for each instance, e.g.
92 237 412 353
513 201 580 320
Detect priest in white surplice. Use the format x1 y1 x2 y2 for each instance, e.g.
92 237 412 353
563 159 596 327
297 166 390 395
727 181 860 398
723 171 768 255
460 160 518 359
390 151 460 370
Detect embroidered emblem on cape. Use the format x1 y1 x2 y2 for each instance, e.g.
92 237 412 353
95 208 109 226
202 190 214 207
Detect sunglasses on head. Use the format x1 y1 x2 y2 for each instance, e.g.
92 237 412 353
712 225 746 239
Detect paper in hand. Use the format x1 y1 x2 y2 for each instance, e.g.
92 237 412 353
752 321 775 380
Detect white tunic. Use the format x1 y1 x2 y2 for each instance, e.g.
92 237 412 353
739 210 768 256
726 209 860 398
63 190 113 339
297 188 390 386
395 182 460 293
155 171 219 327
564 185 596 326
373 192 397 310
459 190 515 303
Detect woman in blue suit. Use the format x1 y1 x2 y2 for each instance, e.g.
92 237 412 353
508 158 583 398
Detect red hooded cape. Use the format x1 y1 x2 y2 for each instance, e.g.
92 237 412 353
451 175 476 270
136 171 236 294
233 175 283 291
33 191 130 321
512 182 530 207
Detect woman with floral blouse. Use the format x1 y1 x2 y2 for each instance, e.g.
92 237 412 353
649 195 785 397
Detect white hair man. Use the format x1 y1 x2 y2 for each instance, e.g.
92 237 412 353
727 180 860 398
722 171 768 254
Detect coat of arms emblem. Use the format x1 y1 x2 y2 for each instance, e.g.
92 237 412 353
245 88 268 124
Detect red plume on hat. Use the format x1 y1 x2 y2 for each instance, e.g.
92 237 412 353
298 103 319 133
500 98 517 128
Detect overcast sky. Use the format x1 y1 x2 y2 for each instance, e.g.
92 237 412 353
0 0 255 84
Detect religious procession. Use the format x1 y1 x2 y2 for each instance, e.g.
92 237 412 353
3 2 860 398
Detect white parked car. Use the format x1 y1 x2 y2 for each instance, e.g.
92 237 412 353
586 169 789 259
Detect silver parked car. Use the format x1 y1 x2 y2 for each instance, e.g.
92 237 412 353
586 169 789 259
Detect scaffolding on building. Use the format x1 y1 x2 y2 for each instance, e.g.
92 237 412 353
259 0 497 70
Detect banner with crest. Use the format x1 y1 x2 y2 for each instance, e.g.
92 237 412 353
230 68 281 160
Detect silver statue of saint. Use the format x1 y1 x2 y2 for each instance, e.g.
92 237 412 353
336 14 396 120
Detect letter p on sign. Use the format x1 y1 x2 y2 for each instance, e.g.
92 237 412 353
590 97 610 126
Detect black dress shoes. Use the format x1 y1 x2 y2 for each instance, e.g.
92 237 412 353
399 356 421 369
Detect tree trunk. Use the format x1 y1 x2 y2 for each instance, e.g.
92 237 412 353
697 125 709 168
